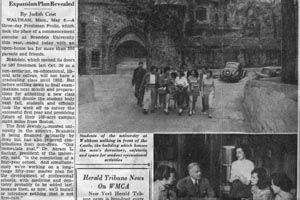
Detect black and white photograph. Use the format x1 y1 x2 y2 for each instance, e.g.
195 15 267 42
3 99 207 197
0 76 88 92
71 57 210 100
78 0 298 133
0 0 299 199
154 134 298 200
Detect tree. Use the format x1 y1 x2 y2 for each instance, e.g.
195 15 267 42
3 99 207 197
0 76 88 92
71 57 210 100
113 0 187 64
281 0 298 84
233 0 281 39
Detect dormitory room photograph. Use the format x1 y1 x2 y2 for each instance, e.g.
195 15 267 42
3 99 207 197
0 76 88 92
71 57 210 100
153 134 297 200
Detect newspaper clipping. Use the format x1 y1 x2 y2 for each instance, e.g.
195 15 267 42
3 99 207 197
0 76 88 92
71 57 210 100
0 0 299 200
1 0 75 199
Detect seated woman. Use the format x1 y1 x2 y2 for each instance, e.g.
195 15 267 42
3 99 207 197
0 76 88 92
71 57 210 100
153 165 177 200
250 168 272 200
271 172 295 200
187 69 200 116
229 144 254 199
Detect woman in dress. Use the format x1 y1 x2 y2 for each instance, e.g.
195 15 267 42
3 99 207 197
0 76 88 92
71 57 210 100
250 168 273 200
158 67 171 114
168 71 178 110
187 69 200 116
157 68 164 108
201 70 215 118
175 70 188 115
153 165 177 200
271 172 295 200
141 66 158 114
229 144 254 199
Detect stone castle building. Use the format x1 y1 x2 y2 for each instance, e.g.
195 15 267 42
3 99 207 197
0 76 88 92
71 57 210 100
79 0 281 74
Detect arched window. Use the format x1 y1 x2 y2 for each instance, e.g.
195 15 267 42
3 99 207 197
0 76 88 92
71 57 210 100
195 7 207 22
91 49 100 68
79 48 87 75
215 13 219 24
80 22 86 42
224 13 228 23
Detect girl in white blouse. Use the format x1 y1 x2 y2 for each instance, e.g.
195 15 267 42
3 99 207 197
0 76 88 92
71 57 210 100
229 145 254 199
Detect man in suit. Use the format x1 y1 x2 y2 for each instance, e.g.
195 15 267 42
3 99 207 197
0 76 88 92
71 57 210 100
176 162 215 198
132 62 146 106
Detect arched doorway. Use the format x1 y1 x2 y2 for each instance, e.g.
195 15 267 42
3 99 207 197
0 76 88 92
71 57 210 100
116 40 147 74
108 26 150 74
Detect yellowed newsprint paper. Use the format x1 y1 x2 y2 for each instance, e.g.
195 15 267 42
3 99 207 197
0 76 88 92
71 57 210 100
1 0 76 199
0 0 153 199
0 0 299 200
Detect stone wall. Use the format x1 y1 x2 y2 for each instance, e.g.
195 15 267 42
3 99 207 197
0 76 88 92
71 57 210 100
151 31 182 69
79 76 96 105
79 3 130 74
243 79 298 133
186 48 281 69
79 2 281 74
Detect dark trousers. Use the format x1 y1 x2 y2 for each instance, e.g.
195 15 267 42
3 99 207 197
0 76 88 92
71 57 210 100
229 180 252 199
202 94 209 112
202 95 205 111
177 88 187 109
184 92 189 107
135 84 143 105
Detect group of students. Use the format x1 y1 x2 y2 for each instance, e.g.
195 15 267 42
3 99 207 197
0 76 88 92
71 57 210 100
132 62 215 117
153 145 296 200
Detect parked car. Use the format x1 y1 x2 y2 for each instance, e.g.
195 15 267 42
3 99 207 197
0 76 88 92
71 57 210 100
220 62 247 82
255 66 282 79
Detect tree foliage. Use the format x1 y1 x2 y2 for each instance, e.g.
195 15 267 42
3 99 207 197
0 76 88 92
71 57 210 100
113 0 186 49
281 0 298 84
227 0 281 38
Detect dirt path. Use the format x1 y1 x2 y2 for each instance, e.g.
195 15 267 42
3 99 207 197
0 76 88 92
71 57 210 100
79 73 253 133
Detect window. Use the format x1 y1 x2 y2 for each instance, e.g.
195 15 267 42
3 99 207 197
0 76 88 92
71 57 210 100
249 23 255 27
266 50 278 60
195 7 207 22
215 13 219 24
79 48 86 74
195 0 202 5
91 49 100 68
80 22 86 42
224 14 228 23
